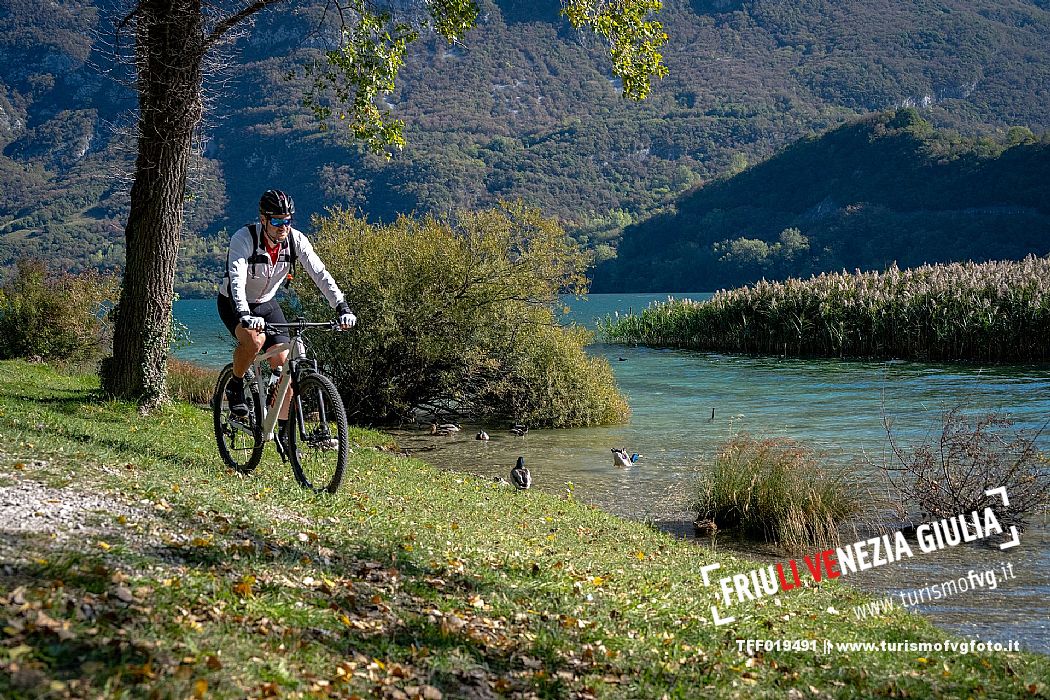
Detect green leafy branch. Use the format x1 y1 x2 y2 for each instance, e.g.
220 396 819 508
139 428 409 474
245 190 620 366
562 0 669 100
299 1 666 153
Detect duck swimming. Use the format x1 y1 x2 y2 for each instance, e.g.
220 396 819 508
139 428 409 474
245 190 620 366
611 448 639 467
510 423 528 436
476 431 490 441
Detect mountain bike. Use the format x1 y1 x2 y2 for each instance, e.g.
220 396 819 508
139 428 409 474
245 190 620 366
212 319 349 493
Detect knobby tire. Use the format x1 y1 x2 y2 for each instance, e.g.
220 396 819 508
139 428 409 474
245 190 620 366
288 372 349 494
213 364 264 474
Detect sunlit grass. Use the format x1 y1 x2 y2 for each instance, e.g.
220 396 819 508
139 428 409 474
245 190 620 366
0 360 1046 698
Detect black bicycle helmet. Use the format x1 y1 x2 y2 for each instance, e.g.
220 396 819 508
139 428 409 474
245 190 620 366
259 189 295 216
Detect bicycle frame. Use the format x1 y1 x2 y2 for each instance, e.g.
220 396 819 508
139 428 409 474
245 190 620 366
230 320 335 443
251 340 297 442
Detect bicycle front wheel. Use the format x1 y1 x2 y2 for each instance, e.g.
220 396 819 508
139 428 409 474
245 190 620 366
288 373 348 493
213 364 264 474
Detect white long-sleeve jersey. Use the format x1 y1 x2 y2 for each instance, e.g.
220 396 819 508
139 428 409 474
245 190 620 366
218 224 345 315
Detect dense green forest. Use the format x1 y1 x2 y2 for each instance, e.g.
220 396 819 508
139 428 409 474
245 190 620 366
592 109 1050 291
0 0 1048 295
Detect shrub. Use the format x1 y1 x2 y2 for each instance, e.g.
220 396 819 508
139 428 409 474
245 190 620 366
291 203 629 427
884 409 1049 531
166 358 216 405
0 259 119 363
475 322 629 427
694 436 869 552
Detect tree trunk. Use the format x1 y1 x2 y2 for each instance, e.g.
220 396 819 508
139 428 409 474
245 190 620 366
101 1 205 406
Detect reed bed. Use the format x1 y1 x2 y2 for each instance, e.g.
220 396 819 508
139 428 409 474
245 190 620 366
601 256 1050 362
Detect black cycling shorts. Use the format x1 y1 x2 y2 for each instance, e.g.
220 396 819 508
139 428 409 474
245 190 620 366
216 294 290 350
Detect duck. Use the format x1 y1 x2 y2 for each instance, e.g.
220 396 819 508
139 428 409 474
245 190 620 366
475 431 490 441
611 448 640 467
694 518 718 536
510 456 531 490
429 421 448 436
440 422 461 433
510 423 528 436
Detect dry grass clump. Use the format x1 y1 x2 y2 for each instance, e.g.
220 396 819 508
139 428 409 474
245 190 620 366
166 358 216 405
694 436 870 552
603 256 1050 362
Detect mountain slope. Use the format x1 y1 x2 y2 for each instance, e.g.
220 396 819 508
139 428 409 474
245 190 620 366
0 0 1048 294
591 109 1050 292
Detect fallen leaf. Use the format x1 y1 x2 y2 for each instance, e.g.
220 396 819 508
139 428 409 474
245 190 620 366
8 644 33 660
233 577 254 599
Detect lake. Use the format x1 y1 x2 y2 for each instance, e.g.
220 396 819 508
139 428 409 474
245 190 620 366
174 294 1050 652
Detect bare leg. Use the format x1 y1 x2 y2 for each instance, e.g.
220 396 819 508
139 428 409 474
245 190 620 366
233 325 265 377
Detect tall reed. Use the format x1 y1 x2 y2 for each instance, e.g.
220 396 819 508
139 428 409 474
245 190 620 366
601 256 1050 362
694 437 868 552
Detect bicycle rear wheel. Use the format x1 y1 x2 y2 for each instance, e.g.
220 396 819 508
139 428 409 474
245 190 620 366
213 364 264 473
287 373 348 493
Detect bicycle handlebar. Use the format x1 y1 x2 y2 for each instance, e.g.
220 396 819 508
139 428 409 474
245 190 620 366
266 320 339 330
241 318 344 334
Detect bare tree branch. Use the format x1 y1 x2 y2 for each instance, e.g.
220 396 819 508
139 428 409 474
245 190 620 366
205 0 289 47
117 4 144 31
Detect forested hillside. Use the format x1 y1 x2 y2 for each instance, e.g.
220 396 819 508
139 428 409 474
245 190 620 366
1 0 1048 295
592 109 1050 292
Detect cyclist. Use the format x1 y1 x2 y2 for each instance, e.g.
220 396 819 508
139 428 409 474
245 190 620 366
217 189 356 420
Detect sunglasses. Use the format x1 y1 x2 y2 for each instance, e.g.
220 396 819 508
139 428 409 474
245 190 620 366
269 217 292 227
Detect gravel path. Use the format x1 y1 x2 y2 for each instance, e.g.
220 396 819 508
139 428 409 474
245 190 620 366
0 474 147 542
0 460 160 575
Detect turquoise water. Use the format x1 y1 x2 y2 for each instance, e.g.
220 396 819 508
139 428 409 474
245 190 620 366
174 295 1050 651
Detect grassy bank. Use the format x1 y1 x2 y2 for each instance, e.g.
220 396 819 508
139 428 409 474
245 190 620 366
0 360 1046 698
601 256 1050 362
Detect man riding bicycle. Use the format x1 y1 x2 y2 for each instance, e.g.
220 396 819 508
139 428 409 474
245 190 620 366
217 189 356 421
